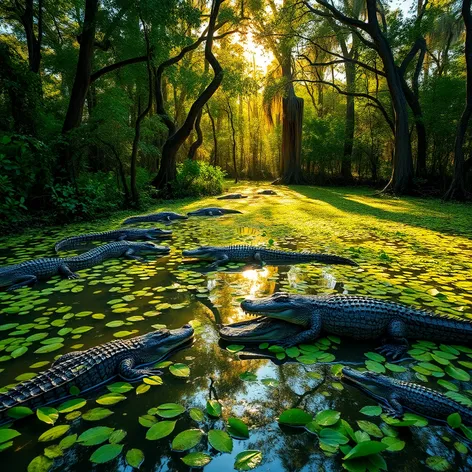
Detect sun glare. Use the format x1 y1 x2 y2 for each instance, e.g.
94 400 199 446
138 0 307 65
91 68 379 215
236 32 274 73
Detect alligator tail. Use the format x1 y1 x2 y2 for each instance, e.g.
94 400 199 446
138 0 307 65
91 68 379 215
310 253 358 266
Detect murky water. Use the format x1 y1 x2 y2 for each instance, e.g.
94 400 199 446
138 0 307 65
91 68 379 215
1 186 472 471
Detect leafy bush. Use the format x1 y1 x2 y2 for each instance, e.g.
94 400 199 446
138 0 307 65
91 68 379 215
173 160 226 197
0 134 51 223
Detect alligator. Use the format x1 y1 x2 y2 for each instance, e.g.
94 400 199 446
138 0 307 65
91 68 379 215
182 245 357 269
0 241 170 290
0 325 194 422
123 212 188 225
55 228 172 252
187 207 242 217
258 190 277 195
342 367 472 425
217 193 248 200
219 293 472 357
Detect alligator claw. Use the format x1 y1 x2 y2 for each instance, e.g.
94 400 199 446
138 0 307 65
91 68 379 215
376 344 408 360
68 274 80 280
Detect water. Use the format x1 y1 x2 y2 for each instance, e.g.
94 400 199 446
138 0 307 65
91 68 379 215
0 186 472 471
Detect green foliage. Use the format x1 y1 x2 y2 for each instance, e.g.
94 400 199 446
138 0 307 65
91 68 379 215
173 160 226 197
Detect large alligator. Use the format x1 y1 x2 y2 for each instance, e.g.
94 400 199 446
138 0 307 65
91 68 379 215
219 293 472 357
0 241 170 290
182 245 357 269
55 228 172 252
187 207 242 217
342 367 472 425
217 193 248 200
123 212 188 225
0 325 194 422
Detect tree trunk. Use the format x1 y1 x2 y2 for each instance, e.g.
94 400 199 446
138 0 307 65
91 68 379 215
20 0 43 74
280 60 304 184
151 0 224 195
206 104 218 166
226 100 238 182
342 60 355 180
365 0 413 194
445 0 472 201
187 110 204 160
62 0 98 135
130 22 153 206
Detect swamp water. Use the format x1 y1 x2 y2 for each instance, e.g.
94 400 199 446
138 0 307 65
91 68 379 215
0 186 472 471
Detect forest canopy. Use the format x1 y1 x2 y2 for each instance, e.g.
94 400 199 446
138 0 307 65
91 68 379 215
1 0 471 227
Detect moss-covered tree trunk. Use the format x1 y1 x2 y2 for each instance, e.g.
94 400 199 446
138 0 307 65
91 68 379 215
280 60 304 184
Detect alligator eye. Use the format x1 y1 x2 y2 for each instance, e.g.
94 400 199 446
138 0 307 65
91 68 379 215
273 292 289 301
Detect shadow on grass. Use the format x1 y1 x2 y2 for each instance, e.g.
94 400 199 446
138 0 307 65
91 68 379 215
290 185 472 238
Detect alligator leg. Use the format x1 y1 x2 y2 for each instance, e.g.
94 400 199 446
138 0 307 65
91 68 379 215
277 315 322 347
52 351 84 366
253 252 266 266
118 358 162 381
8 275 38 291
125 249 144 262
383 395 404 419
376 320 409 359
58 264 80 280
118 234 127 241
208 254 229 269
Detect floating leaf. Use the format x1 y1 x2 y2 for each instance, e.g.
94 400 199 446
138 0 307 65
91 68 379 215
59 434 77 449
146 421 176 440
38 424 70 442
226 345 245 353
34 343 64 354
109 429 127 444
138 415 157 428
36 407 59 425
227 417 250 439
126 448 145 468
136 384 150 395
78 427 114 446
357 420 383 438
445 365 470 381
343 441 388 460
169 363 190 378
27 455 53 472
360 406 382 417
141 374 163 386
107 382 133 394
172 429 203 451
82 408 114 421
381 436 405 451
0 429 20 443
206 400 222 417
425 456 451 471
189 408 204 422
7 406 33 419
156 403 185 418
57 398 86 413
89 444 123 464
319 428 349 446
279 408 312 426
234 450 263 470
240 371 257 381
208 429 233 453
447 412 462 428
96 393 126 405
315 409 340 426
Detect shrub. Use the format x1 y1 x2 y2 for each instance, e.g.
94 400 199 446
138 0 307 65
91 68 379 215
173 160 226 197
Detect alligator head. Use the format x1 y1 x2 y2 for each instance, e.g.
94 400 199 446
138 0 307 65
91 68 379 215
147 228 173 238
341 367 394 397
134 324 194 364
182 246 218 260
219 292 314 343
129 241 171 256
